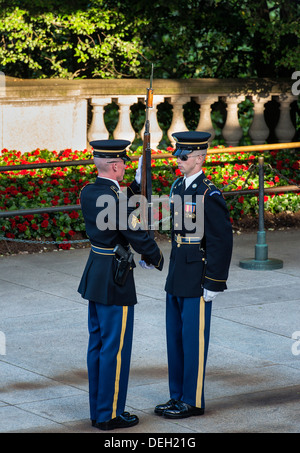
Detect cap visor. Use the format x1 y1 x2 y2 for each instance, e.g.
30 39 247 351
172 149 192 157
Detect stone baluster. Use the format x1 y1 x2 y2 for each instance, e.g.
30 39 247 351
195 95 218 142
140 94 164 150
249 95 270 144
222 95 244 146
113 95 137 143
87 97 110 143
166 96 190 147
275 94 297 143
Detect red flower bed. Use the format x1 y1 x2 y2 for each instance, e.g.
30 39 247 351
0 146 299 247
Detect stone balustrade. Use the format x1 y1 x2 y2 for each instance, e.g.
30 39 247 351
0 76 298 153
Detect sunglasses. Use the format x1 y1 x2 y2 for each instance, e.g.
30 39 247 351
177 153 205 162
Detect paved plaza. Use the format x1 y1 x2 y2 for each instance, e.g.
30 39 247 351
0 229 299 433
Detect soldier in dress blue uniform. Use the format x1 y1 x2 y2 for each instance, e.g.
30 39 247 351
155 131 233 419
78 139 164 430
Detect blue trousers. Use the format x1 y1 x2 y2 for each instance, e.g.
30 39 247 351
87 301 134 423
166 293 212 409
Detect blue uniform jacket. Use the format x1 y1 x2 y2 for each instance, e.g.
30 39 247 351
78 177 163 306
165 173 232 297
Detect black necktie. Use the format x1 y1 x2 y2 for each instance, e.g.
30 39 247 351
180 179 185 195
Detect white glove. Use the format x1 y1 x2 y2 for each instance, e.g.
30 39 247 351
139 260 154 270
203 289 219 302
135 156 143 184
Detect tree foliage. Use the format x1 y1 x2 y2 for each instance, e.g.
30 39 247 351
0 0 299 79
0 0 147 78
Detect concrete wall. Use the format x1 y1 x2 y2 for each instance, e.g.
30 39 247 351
0 76 298 152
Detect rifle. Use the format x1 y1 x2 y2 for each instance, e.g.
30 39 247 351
141 63 154 239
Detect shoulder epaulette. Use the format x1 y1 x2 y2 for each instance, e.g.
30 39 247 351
203 178 216 190
127 185 136 196
110 185 119 199
203 179 222 197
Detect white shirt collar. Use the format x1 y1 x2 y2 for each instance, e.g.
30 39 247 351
184 170 203 189
97 176 120 190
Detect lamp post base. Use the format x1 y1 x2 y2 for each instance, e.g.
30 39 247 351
239 258 283 270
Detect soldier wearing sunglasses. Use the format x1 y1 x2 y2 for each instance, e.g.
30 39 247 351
155 131 233 419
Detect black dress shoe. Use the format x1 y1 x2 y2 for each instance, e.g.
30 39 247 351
92 412 131 426
94 412 139 430
154 399 178 416
163 401 204 419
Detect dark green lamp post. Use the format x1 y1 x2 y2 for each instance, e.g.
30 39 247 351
239 157 283 270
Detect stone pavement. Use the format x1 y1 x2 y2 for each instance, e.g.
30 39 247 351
0 229 299 434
